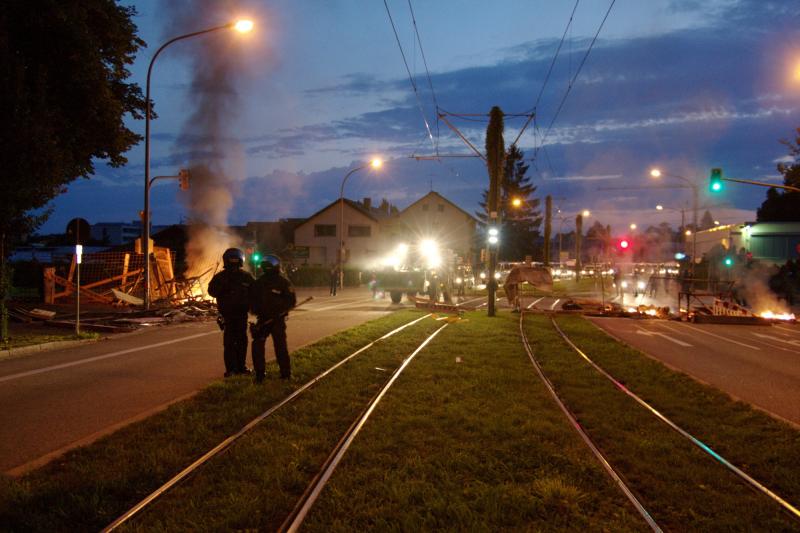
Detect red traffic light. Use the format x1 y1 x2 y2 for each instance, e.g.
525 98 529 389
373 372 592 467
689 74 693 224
619 239 630 249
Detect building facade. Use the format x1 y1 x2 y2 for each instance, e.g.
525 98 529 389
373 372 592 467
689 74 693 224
695 221 800 265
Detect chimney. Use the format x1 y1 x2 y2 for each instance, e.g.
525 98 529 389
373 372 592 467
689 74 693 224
363 197 372 210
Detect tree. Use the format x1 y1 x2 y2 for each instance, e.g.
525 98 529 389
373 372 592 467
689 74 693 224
584 221 610 260
476 145 542 261
757 128 800 222
699 210 715 230
0 1 147 340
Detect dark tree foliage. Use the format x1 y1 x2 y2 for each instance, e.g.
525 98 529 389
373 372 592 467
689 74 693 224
757 128 800 222
0 0 146 340
477 145 542 261
699 210 715 230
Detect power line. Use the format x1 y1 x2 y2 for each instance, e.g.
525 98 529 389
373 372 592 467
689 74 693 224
407 0 440 155
383 0 436 154
532 0 580 114
534 0 616 161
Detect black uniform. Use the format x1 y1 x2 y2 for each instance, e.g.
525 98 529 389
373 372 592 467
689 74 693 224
249 269 297 380
208 268 254 376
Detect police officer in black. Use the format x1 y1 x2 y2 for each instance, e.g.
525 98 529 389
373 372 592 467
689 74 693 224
249 254 296 382
208 248 254 377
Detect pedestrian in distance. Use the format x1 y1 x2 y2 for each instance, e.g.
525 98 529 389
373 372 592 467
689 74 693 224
250 254 297 383
207 248 254 378
329 263 339 296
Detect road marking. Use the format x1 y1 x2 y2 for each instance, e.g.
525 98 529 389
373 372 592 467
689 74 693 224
0 331 218 384
775 325 800 336
527 297 545 309
550 298 561 311
635 328 692 347
751 332 800 347
308 297 374 312
658 322 761 350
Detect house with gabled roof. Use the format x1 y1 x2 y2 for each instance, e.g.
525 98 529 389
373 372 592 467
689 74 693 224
293 197 390 267
383 191 479 265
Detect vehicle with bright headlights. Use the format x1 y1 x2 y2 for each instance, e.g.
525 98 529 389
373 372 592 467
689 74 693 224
374 238 449 303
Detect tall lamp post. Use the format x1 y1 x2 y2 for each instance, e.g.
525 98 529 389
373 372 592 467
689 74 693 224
649 169 697 274
142 18 253 309
339 158 382 288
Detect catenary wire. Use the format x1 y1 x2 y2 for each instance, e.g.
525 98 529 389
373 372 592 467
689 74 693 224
407 0 440 155
534 0 615 161
383 0 436 154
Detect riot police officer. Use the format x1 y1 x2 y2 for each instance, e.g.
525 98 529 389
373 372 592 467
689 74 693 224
208 248 254 377
249 254 296 382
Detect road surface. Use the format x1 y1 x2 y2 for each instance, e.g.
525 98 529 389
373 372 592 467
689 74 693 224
0 288 405 475
587 316 800 426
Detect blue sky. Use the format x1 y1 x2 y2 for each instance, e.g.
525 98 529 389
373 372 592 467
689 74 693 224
42 0 800 235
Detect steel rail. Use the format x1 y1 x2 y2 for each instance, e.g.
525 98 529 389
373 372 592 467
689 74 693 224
102 313 433 532
519 313 662 531
549 316 800 521
282 323 450 532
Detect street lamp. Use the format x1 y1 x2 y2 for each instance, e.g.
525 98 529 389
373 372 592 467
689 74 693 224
649 167 698 274
142 18 254 309
339 158 382 287
629 223 637 230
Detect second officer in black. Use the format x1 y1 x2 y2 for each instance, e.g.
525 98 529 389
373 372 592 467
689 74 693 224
249 254 296 382
208 248 254 377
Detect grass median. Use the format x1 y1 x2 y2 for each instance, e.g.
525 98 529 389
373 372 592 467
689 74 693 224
526 314 800 531
0 309 431 532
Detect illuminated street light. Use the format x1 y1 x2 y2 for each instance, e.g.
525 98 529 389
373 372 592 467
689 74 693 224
582 209 591 218
629 223 637 230
511 197 522 208
649 167 698 274
340 157 384 286
685 229 692 236
656 205 664 211
143 18 255 309
233 19 254 33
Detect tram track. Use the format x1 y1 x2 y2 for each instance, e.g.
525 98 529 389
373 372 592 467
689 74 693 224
102 312 434 532
520 310 800 527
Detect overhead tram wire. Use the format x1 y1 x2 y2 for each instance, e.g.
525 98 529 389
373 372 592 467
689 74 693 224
383 0 436 155
407 0 440 155
513 0 580 148
534 0 616 161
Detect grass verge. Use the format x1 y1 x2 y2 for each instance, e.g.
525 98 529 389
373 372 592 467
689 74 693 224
0 331 99 351
0 309 429 532
526 314 800 531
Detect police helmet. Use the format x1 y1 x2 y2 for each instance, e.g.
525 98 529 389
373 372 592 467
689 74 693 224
259 254 281 273
222 248 245 269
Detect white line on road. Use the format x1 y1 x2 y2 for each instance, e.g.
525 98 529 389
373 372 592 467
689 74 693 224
635 328 692 347
751 332 800 347
658 322 760 350
527 297 545 310
0 331 219 384
775 325 800 336
306 297 375 312
550 298 561 311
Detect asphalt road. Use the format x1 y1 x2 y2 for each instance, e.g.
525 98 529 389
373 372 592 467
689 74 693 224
587 316 800 426
0 288 407 475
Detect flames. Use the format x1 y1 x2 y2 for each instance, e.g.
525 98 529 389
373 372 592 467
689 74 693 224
759 310 796 321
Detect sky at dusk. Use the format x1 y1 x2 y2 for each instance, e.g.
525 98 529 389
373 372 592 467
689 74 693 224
41 0 800 236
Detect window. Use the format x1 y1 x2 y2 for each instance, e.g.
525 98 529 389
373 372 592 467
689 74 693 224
314 224 336 237
348 225 371 237
437 204 445 212
422 204 429 211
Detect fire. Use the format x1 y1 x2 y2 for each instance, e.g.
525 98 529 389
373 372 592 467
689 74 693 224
759 310 796 321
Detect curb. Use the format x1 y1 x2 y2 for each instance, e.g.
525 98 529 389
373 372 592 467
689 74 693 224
0 337 100 360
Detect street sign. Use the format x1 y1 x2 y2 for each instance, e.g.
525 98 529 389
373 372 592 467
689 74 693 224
66 218 91 245
293 245 310 259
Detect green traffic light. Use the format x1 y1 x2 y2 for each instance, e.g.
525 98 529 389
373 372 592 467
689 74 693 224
709 167 723 192
723 256 733 267
252 252 261 263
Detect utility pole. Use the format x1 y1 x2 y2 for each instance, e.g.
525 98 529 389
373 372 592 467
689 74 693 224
543 196 552 266
485 106 505 317
575 214 583 282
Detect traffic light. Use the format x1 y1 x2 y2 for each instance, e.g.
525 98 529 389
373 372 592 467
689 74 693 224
251 251 262 264
614 237 632 252
178 168 190 190
709 167 723 192
723 256 734 267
